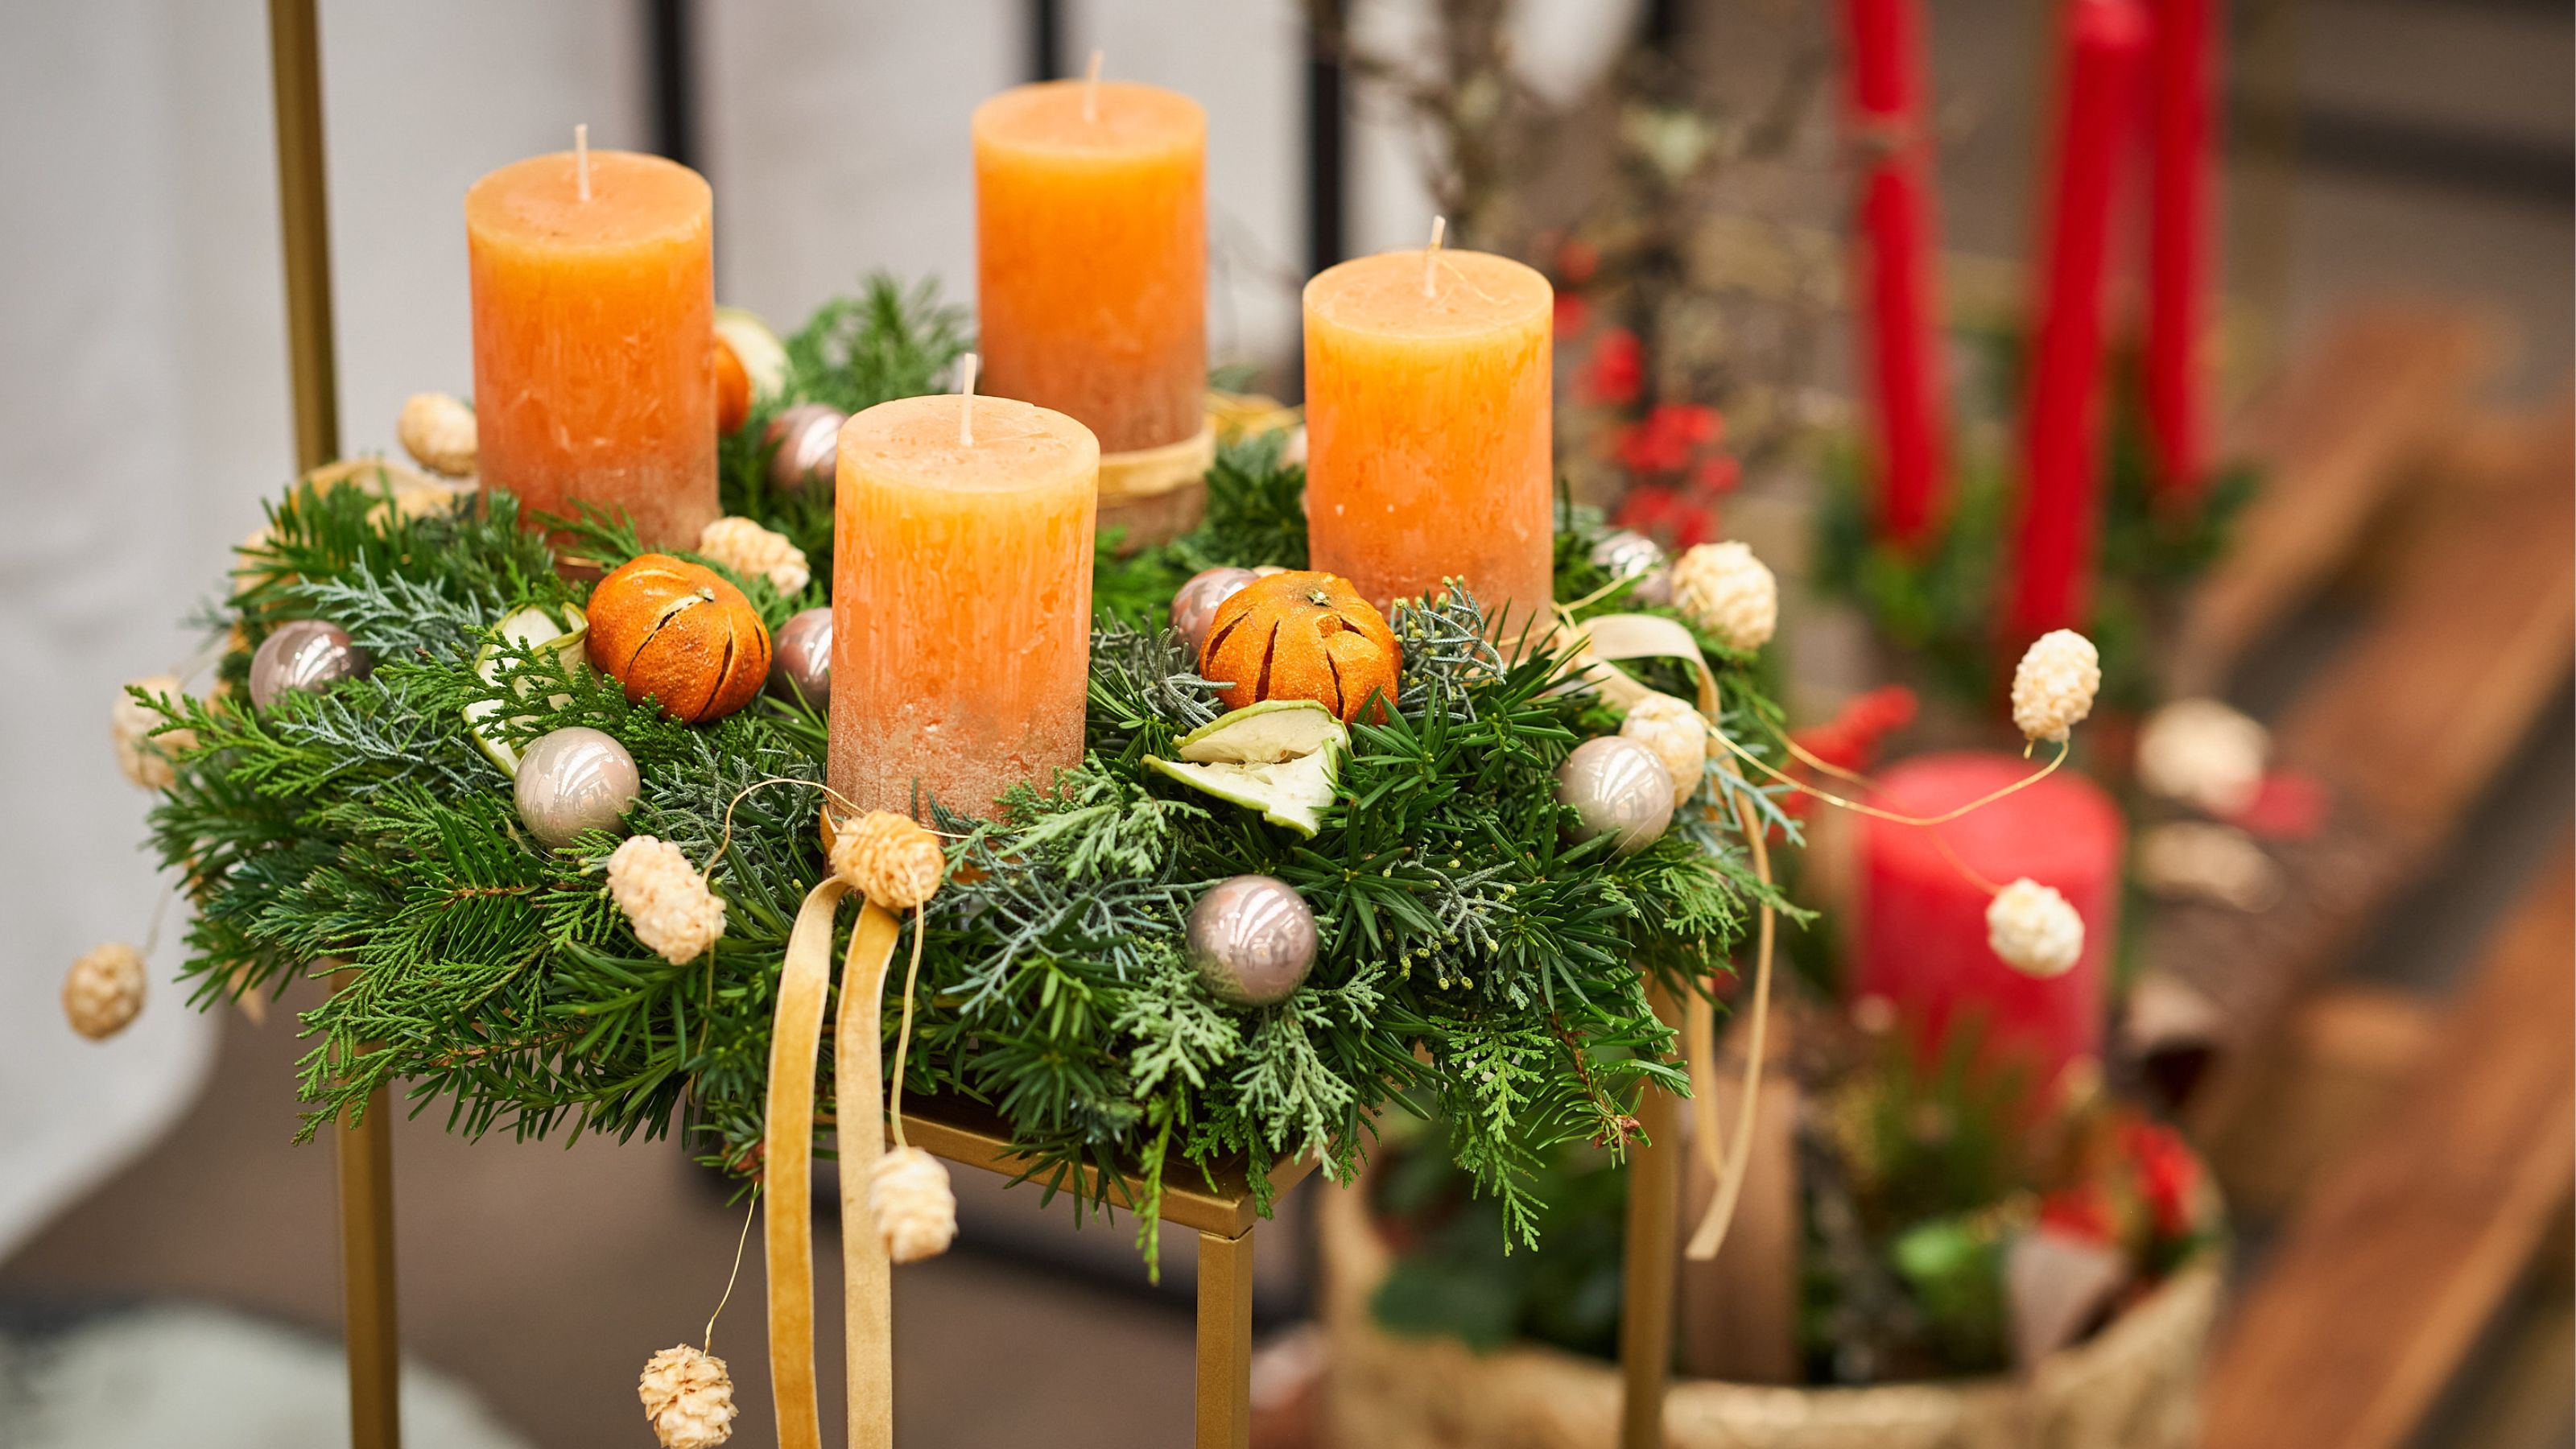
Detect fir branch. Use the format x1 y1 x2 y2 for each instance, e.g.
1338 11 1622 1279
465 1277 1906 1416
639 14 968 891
134 282 1785 1274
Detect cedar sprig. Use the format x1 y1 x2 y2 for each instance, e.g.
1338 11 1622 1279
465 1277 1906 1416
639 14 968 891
135 290 1781 1274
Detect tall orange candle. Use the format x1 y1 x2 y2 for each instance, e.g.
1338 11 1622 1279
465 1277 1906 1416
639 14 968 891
467 142 717 549
973 77 1205 455
1302 243 1554 635
829 386 1100 820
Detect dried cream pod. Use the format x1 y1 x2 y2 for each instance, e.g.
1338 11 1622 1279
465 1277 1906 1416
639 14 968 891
1620 692 1708 807
397 391 477 477
869 1145 959 1264
638 1343 737 1449
2010 630 2101 743
606 835 729 964
1986 877 2084 978
1668 541 1777 652
698 515 811 595
64 942 147 1040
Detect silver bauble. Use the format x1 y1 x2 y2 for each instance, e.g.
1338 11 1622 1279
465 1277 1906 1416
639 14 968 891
764 402 848 495
1589 528 1672 606
1169 567 1259 655
1186 875 1319 1007
769 607 834 706
1554 736 1675 855
248 619 370 709
514 726 642 848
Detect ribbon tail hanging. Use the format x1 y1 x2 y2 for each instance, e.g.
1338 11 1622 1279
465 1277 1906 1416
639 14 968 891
762 877 850 1449
837 901 905 1449
1559 610 1777 1263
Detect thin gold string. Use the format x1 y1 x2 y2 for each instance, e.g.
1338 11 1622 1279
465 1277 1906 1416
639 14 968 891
712 777 866 867
703 1187 760 1353
1708 724 2069 829
885 900 929 1151
1774 723 1880 788
1927 826 2006 897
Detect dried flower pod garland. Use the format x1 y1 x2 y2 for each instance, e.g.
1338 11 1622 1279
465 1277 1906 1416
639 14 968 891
116 283 1788 1279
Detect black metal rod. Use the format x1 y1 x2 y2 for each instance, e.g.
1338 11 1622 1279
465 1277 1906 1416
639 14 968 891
1642 0 1686 53
1304 6 1348 281
1030 0 1067 82
645 0 698 168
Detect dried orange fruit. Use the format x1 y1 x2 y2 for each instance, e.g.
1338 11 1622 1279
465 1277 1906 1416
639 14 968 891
585 554 772 723
1199 570 1400 723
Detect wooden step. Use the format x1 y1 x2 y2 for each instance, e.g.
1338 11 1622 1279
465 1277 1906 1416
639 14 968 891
2171 302 2506 694
2199 843 2574 1449
2145 393 2573 1135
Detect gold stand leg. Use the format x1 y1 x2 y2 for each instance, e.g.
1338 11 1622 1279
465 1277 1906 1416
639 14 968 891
272 5 392 1443
338 1091 402 1449
266 0 341 477
1195 1225 1256 1449
1619 989 1682 1449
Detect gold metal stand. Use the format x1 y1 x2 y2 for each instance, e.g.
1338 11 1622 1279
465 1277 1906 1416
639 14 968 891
336 1089 401 1448
270 6 401 1447
903 1094 1315 1449
267 0 341 477
1195 1227 1258 1449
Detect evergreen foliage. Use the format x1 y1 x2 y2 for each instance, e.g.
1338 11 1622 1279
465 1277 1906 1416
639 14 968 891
137 283 1783 1269
1812 369 2254 712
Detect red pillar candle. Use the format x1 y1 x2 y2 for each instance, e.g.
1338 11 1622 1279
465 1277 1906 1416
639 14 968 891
1841 0 1950 547
2145 0 2219 502
2004 0 2149 644
1853 753 2123 1088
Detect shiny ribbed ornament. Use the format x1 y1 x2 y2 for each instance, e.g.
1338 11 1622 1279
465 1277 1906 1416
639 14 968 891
1169 566 1258 654
768 607 833 707
514 726 642 848
1554 736 1675 855
1588 528 1671 606
762 402 846 495
1185 874 1318 1006
248 620 370 709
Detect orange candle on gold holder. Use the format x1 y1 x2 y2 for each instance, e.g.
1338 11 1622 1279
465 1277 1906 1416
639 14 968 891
1302 243 1554 636
973 77 1205 455
467 143 717 549
829 387 1100 820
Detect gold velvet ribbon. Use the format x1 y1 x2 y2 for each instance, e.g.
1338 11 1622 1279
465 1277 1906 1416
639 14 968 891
1555 612 1778 1264
762 879 904 1449
1096 421 1219 506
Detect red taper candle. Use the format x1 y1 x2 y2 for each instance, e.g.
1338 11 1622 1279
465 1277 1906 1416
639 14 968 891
1854 753 2123 1088
1841 0 1950 547
2006 0 2149 644
2145 0 2219 502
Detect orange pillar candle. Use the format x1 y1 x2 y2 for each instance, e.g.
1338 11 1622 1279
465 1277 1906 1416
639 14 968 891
829 390 1100 820
467 145 718 549
973 79 1206 454
1302 245 1554 634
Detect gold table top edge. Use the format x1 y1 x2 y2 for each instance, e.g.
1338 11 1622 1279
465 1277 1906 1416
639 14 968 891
894 1094 1319 1240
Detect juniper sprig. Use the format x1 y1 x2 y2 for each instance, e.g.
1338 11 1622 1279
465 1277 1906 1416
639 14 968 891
137 284 1782 1270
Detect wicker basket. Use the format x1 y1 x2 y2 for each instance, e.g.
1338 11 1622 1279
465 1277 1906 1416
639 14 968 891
1318 1182 2221 1449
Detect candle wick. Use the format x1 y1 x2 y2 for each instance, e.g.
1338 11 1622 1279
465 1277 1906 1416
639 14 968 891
575 123 591 202
1421 215 1447 299
957 353 980 448
1082 50 1104 122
